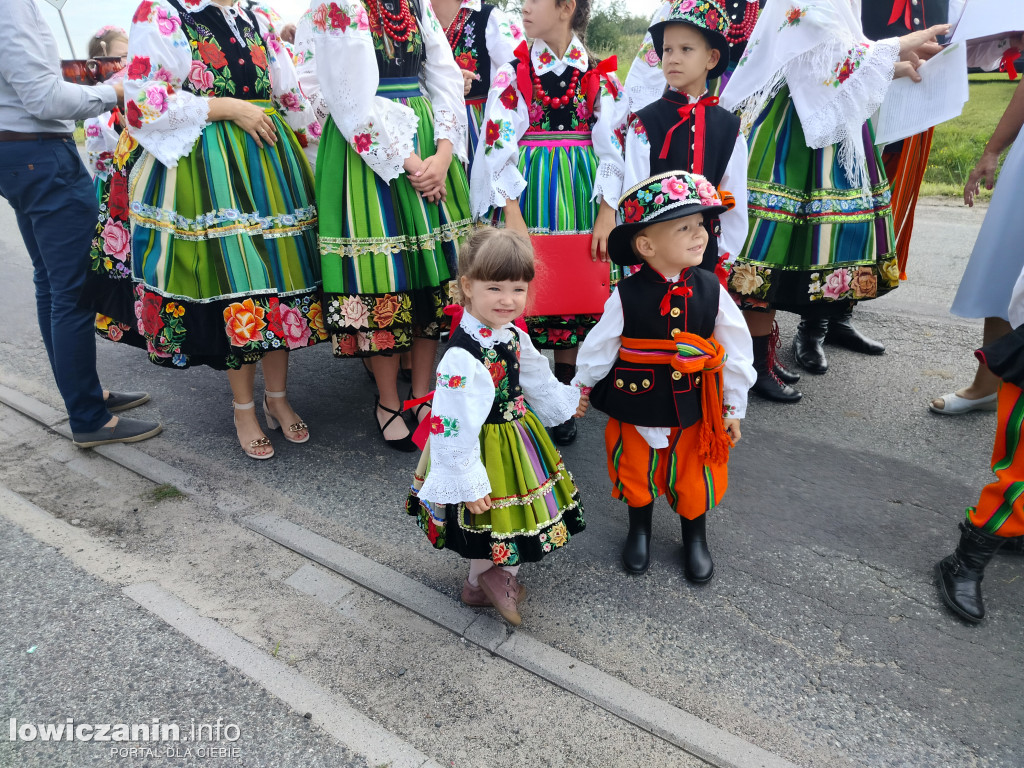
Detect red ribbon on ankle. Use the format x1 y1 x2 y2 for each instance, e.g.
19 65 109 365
402 392 435 451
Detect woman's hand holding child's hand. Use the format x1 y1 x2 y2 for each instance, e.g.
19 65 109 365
724 418 741 447
465 495 492 515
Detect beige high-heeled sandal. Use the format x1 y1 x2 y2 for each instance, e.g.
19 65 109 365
233 401 274 460
263 390 309 444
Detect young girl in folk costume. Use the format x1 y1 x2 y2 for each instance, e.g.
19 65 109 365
310 0 474 452
121 0 323 459
470 0 627 447
406 228 587 627
83 27 130 186
717 0 946 392
430 0 523 171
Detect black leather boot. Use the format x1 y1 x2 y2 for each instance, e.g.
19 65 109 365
680 514 714 583
792 317 829 374
750 335 801 403
998 536 1024 555
773 360 801 385
622 504 653 574
551 362 577 445
826 307 885 355
936 521 1004 623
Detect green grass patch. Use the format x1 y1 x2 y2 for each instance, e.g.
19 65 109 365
149 483 185 502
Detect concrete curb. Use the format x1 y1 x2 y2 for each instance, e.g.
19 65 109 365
247 514 798 768
0 383 195 494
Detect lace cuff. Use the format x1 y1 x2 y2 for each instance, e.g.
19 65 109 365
474 156 526 218
528 382 579 427
358 101 419 183
136 96 210 168
434 106 468 164
418 464 492 505
593 160 624 210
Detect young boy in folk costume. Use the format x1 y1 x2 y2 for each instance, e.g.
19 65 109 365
430 0 523 170
470 0 628 447
574 172 755 582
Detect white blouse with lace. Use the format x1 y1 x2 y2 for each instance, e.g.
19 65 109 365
573 274 756 449
125 0 312 168
307 0 468 183
417 310 579 505
469 35 629 219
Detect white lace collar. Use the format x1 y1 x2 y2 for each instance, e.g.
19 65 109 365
460 310 515 347
532 34 589 76
461 0 483 10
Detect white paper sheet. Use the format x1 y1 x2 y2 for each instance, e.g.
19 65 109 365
873 42 969 145
950 0 1024 45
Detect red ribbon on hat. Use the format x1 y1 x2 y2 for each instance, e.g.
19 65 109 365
659 96 719 171
514 41 533 104
582 56 619 113
1000 48 1020 80
659 283 693 316
887 0 912 31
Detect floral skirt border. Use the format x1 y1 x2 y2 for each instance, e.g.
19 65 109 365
526 314 600 350
405 490 586 565
325 284 450 357
727 254 901 313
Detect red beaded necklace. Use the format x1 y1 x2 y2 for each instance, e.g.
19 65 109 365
531 61 581 110
724 0 759 46
445 7 471 49
367 0 418 43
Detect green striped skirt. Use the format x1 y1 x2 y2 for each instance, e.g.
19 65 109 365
488 130 618 349
727 87 899 313
316 79 474 358
128 101 324 370
406 408 585 564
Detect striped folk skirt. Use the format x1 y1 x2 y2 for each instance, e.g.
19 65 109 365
316 81 474 358
128 101 324 370
406 408 585 565
727 87 899 313
489 131 620 349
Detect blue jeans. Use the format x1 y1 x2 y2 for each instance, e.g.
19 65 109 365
0 137 110 433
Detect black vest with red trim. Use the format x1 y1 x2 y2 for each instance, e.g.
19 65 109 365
633 93 739 272
450 3 496 102
861 0 948 40
590 265 719 429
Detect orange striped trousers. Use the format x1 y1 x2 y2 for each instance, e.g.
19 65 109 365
604 419 728 520
967 383 1024 537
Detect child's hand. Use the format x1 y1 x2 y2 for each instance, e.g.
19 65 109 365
575 393 590 418
465 495 492 515
724 418 741 446
591 202 616 262
503 204 530 238
461 69 480 96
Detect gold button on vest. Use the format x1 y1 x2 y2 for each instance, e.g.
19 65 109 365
670 307 681 318
671 371 682 381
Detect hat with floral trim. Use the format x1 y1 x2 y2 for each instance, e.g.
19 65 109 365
649 0 731 80
608 171 730 267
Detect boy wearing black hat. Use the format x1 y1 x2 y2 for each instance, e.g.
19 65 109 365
574 171 755 582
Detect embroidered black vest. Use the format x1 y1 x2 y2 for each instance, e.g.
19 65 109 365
450 3 495 102
368 0 427 79
171 0 271 99
861 0 948 41
590 266 720 429
512 54 601 132
634 94 739 272
447 325 526 424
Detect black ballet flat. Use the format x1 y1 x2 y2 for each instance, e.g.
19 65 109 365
373 397 417 452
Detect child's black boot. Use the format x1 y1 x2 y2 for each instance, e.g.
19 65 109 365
622 503 653 574
937 521 1004 623
680 514 714 583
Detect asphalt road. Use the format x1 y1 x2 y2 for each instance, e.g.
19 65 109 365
1 193 1022 767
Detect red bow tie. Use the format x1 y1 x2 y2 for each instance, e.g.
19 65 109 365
659 96 719 169
887 0 912 31
659 283 693 316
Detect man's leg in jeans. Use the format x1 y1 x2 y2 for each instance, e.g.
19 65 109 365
1 140 109 433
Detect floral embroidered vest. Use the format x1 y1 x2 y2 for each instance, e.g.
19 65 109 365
366 0 426 79
171 0 271 99
512 54 601 133
448 4 495 102
447 325 527 424
590 266 719 429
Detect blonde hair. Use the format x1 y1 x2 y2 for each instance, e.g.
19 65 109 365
453 228 535 306
87 27 128 59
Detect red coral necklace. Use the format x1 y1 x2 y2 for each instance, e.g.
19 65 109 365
367 0 417 43
445 8 471 49
725 0 759 47
531 64 580 109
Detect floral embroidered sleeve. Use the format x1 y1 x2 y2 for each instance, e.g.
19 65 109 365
591 67 628 209
468 60 530 218
84 114 119 179
621 114 652 206
485 8 524 87
514 328 580 427
417 348 495 505
623 3 669 112
125 0 212 168
715 284 755 419
309 0 418 183
418 0 469 163
293 12 327 130
249 2 312 135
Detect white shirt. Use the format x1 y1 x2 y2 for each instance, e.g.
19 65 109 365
573 272 756 449
0 0 117 133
